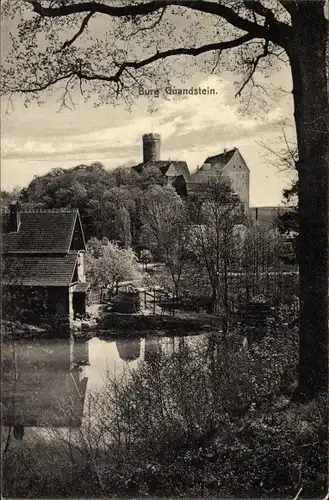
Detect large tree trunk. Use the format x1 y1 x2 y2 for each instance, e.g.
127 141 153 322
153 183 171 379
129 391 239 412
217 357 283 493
289 1 329 400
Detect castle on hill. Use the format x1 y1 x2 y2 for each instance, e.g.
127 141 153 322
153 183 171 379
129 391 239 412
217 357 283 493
131 133 250 213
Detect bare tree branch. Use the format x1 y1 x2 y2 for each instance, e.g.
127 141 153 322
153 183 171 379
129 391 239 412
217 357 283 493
235 37 270 97
4 34 256 95
24 0 291 48
12 72 78 94
278 0 298 16
128 7 167 38
109 33 255 79
243 0 279 23
55 11 94 53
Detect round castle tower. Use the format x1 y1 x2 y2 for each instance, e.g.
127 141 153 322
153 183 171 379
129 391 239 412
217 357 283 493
142 133 161 164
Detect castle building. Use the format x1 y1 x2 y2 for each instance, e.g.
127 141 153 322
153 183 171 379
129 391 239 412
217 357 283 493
131 134 190 197
186 147 250 213
133 136 250 211
131 135 292 223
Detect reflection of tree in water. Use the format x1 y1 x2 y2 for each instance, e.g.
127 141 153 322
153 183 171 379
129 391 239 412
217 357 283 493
144 337 162 363
115 338 141 362
144 336 189 363
1 337 89 447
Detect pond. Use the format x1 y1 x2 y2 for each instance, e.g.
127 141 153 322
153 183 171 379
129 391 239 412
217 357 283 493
1 332 208 444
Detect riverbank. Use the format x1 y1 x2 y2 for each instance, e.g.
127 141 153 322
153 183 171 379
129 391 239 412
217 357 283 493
95 311 223 337
1 311 224 341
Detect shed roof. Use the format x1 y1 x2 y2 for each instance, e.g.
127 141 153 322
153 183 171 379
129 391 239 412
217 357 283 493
2 253 78 287
2 209 84 254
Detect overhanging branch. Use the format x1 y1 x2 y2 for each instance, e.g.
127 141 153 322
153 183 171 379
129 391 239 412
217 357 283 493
5 33 256 95
278 0 298 16
106 33 256 82
55 11 94 53
243 0 279 23
25 0 291 48
235 37 270 97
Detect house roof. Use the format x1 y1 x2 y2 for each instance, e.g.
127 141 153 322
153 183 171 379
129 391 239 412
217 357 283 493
2 253 78 286
164 161 190 179
2 209 84 254
202 148 237 171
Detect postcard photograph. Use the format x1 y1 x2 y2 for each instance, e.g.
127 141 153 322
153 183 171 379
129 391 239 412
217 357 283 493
1 0 328 499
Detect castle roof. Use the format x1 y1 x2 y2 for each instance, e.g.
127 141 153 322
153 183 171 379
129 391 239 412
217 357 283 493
164 161 190 179
202 147 237 170
132 160 190 179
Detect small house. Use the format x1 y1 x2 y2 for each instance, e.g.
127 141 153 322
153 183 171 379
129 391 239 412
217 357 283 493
2 202 89 323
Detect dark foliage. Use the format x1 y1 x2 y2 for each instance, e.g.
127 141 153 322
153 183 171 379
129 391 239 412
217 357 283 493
16 163 167 243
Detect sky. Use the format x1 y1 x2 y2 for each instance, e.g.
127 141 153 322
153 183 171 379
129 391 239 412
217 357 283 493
1 6 296 207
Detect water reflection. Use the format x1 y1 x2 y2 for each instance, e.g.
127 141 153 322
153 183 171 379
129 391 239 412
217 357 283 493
144 336 188 361
116 338 141 362
1 333 208 442
1 337 89 438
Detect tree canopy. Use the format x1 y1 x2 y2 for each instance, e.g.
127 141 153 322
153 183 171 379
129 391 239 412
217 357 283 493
17 162 169 243
85 238 139 291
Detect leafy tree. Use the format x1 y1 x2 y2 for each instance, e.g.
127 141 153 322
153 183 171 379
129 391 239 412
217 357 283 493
161 205 192 300
139 166 167 189
17 163 142 242
0 187 22 206
85 239 139 293
114 206 132 248
139 185 182 256
15 162 171 246
189 176 242 322
20 163 115 238
139 186 192 299
85 236 110 258
239 221 297 308
110 167 140 188
264 132 299 261
277 182 299 263
1 0 328 398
